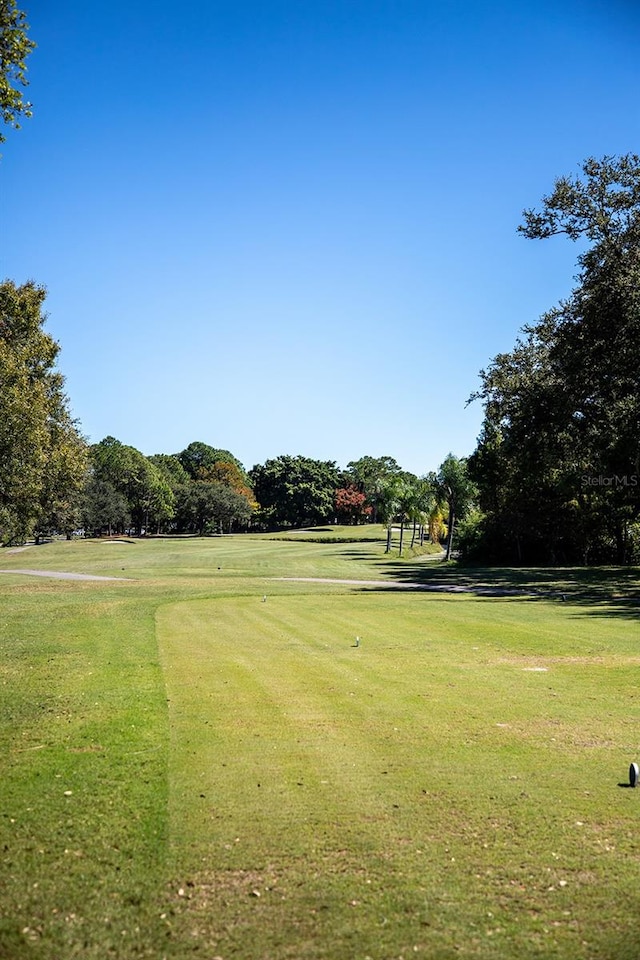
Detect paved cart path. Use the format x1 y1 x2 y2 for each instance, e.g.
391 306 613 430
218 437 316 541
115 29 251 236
272 576 531 596
0 569 134 581
0 570 536 595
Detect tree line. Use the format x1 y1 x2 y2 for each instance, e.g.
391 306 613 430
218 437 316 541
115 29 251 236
0 277 474 545
0 273 474 546
0 330 474 553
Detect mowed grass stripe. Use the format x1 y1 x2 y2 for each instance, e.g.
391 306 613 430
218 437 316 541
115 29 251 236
0 582 171 959
158 592 640 959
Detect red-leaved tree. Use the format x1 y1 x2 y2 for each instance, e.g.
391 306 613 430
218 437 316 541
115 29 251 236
335 485 372 524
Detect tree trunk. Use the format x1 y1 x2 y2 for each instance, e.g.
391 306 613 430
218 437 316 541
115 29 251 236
445 507 455 561
614 521 628 564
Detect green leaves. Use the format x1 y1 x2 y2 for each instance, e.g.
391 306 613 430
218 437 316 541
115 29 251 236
249 455 340 528
518 154 640 246
434 455 476 560
0 281 87 544
0 0 36 142
472 155 640 564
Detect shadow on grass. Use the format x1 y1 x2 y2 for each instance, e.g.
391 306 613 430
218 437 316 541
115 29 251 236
344 554 640 620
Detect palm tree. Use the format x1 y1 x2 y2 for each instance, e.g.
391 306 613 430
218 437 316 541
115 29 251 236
378 478 401 554
395 478 420 556
435 454 476 561
409 476 434 549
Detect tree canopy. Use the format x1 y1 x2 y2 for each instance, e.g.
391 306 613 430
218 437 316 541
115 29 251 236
89 437 174 535
249 455 340 528
178 441 248 482
0 280 87 544
470 155 640 564
80 439 258 537
334 485 371 524
345 455 403 523
434 455 476 561
0 0 35 143
175 481 253 535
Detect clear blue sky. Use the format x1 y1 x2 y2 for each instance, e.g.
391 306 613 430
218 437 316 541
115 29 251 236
2 0 639 476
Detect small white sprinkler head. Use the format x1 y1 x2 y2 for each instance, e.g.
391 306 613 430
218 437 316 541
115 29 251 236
262 595 267 602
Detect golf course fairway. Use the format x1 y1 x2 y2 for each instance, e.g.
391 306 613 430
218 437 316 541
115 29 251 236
1 535 639 958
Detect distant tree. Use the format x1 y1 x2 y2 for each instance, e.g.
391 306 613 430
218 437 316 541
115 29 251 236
145 472 175 534
335 485 370 524
346 455 402 522
90 437 174 534
178 442 247 482
0 280 87 545
81 478 130 537
435 454 476 561
378 477 402 554
421 471 447 546
379 473 428 554
176 481 252 535
249 455 340 528
408 476 434 548
146 454 192 533
428 501 447 546
0 0 35 144
197 459 258 511
147 453 189 491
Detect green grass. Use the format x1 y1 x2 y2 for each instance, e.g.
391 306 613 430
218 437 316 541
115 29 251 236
1 537 639 958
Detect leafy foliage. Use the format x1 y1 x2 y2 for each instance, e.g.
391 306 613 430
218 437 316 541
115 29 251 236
197 459 257 510
0 0 35 143
178 441 248 482
249 455 340 529
147 453 189 491
0 280 87 544
428 502 446 546
89 437 174 535
433 455 476 560
470 155 640 563
81 478 131 537
334 484 371 524
175 481 253 534
345 455 403 522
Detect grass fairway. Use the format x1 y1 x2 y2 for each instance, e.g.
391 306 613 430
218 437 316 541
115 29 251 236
1 537 640 958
